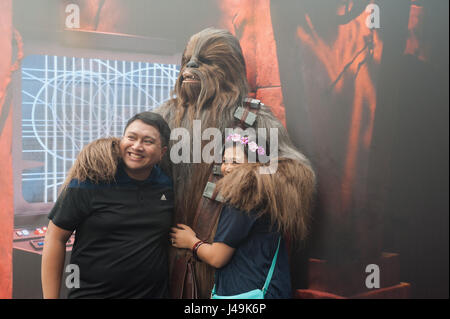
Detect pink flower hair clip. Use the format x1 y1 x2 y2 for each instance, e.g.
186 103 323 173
226 133 266 155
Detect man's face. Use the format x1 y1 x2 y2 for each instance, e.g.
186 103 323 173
119 120 167 180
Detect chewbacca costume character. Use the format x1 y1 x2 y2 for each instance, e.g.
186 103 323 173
156 28 316 299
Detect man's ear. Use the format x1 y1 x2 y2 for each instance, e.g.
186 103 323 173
160 146 168 160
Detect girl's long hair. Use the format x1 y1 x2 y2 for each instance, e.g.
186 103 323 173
216 158 315 242
60 137 121 194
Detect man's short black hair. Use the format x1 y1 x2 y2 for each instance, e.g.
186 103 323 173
124 112 171 147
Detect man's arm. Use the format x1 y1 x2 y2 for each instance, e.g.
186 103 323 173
41 220 73 299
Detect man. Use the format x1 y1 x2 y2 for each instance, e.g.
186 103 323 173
41 112 174 298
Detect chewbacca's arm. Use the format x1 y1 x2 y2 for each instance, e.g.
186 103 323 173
153 101 173 127
256 104 313 165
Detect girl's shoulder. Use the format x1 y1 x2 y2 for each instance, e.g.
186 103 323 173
221 205 274 229
222 204 259 218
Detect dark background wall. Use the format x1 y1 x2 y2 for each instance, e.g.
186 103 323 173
270 0 448 298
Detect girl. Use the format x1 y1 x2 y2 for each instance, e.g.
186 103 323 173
170 135 304 298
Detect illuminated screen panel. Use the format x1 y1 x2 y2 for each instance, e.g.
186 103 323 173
20 54 179 203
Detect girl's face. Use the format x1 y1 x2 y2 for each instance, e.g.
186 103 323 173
221 146 247 176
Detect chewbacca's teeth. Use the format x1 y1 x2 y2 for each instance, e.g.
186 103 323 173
183 74 198 81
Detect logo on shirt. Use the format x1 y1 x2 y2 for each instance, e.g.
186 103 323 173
160 194 167 201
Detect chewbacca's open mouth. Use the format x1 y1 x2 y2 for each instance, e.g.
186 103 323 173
182 71 200 83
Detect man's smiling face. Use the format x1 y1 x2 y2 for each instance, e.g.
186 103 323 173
119 120 167 181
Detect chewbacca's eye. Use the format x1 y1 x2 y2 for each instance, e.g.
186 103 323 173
182 55 191 65
198 56 211 65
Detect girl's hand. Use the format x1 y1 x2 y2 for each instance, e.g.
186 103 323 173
170 224 198 249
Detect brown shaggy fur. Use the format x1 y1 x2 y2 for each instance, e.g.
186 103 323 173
216 158 315 242
156 28 316 298
60 137 120 193
171 28 249 128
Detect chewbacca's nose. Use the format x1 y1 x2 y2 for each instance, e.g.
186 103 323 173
186 60 199 68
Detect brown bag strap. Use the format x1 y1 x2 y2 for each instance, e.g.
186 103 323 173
192 164 224 241
169 254 189 298
192 98 263 240
184 259 199 299
233 98 263 129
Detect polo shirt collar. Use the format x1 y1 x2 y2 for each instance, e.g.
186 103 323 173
115 162 161 185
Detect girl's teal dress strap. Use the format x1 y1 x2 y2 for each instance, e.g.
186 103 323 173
211 236 281 299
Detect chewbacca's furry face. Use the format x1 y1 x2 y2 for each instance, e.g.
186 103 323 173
173 28 249 122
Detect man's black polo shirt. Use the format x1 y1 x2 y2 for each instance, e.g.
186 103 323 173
48 164 174 298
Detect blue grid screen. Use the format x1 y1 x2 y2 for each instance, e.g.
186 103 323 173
21 55 179 203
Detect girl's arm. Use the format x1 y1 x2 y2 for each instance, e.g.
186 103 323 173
41 221 73 298
170 224 235 269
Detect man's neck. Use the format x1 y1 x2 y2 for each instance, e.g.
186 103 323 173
123 166 153 181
